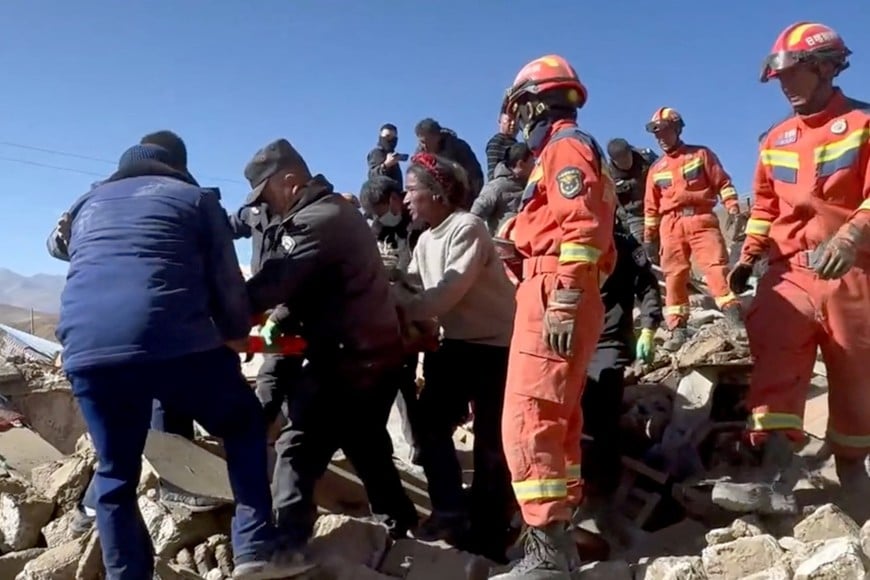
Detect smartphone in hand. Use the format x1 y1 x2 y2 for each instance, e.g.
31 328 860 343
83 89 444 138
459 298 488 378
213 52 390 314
395 153 409 162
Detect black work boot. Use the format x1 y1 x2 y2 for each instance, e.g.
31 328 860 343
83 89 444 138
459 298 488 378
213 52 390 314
662 325 688 352
722 303 743 328
489 522 580 579
711 431 801 515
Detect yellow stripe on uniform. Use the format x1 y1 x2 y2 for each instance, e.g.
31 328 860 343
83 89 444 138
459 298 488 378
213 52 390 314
760 149 799 168
814 128 870 177
664 304 689 316
747 412 803 432
644 216 660 227
745 218 771 236
681 158 703 174
512 478 568 502
827 429 870 449
860 199 870 211
559 242 601 264
714 292 738 307
720 186 738 201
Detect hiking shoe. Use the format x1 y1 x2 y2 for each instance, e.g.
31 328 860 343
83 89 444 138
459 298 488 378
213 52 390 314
712 431 801 515
662 326 688 352
232 549 316 580
489 522 579 579
412 511 468 545
69 506 95 538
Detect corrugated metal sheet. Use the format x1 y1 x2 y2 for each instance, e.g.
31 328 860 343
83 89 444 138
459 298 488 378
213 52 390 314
0 324 62 363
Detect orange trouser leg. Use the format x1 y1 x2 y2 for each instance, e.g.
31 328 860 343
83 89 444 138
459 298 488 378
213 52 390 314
687 216 737 308
817 265 870 458
564 390 584 507
502 273 604 527
660 215 691 328
745 263 817 445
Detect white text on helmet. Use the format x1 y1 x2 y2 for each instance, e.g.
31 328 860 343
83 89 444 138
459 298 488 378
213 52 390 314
805 31 837 47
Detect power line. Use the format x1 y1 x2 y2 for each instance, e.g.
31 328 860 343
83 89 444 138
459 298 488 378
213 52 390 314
0 155 105 178
0 140 244 185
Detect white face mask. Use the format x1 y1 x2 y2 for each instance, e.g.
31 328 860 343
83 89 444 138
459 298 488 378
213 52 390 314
378 211 402 228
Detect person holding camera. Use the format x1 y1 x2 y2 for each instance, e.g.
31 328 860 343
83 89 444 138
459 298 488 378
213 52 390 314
606 138 658 245
367 123 407 189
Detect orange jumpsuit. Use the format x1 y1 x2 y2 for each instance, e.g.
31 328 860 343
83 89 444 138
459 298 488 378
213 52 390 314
643 145 740 328
741 90 870 458
502 119 616 527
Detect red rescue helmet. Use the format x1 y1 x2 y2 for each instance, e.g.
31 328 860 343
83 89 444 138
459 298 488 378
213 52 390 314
645 107 684 133
501 55 588 124
761 22 851 83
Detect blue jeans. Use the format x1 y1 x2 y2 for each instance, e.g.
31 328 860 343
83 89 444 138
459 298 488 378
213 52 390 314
69 348 276 580
80 400 194 513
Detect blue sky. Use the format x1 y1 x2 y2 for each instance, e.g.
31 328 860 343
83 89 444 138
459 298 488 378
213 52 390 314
0 1 867 275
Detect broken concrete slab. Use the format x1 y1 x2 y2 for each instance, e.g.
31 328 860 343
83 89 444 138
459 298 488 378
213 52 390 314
138 492 231 558
31 455 91 514
41 509 79 548
635 555 705 580
794 503 860 544
0 478 54 552
0 548 45 579
17 536 87 579
4 382 88 455
705 516 765 546
793 537 866 579
308 515 390 569
143 430 233 505
153 558 202 580
379 539 491 580
0 427 63 480
75 530 102 580
742 565 792 580
701 534 783 580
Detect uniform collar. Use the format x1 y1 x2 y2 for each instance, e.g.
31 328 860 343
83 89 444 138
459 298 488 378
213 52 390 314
282 174 334 222
796 88 847 129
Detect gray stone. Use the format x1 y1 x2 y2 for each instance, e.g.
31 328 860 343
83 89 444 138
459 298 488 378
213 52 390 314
0 548 45 579
0 479 54 552
794 504 860 544
702 535 783 580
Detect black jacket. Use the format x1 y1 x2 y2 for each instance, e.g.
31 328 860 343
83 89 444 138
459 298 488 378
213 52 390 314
366 145 404 190
599 221 663 354
227 202 279 275
608 148 657 219
246 175 403 366
416 128 484 205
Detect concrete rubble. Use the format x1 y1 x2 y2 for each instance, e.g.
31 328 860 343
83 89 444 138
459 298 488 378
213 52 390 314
0 304 860 580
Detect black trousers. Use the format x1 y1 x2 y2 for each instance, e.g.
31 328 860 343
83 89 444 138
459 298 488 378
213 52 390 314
255 354 303 424
272 359 417 547
580 344 629 492
418 339 515 549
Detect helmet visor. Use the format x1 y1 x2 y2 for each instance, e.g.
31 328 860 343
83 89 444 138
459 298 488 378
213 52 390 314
760 50 805 82
645 120 670 133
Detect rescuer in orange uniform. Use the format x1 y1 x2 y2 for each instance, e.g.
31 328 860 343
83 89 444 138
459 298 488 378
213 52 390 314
643 108 743 350
492 55 616 579
713 22 870 515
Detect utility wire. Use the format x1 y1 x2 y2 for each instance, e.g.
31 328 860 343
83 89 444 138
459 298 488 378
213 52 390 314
0 140 244 185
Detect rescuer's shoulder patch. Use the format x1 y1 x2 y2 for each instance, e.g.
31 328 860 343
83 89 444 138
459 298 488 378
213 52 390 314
281 234 297 254
555 166 584 199
632 246 649 267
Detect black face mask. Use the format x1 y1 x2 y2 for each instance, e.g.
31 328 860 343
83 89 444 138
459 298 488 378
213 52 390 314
379 136 398 152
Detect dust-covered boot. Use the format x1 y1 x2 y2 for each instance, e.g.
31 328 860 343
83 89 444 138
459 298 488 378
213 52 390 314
711 431 801 515
662 325 688 352
489 522 579 579
834 455 870 520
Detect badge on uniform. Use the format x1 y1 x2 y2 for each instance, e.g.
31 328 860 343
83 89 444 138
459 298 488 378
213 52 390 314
632 246 648 267
281 234 296 254
555 166 585 199
773 128 798 147
831 119 847 135
250 207 260 215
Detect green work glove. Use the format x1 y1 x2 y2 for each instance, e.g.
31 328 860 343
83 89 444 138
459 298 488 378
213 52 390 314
635 327 655 363
259 319 280 347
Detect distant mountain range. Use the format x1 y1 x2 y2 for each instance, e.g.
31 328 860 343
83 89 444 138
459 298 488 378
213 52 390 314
0 268 65 314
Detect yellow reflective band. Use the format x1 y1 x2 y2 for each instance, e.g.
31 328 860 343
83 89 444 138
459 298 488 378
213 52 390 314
746 218 771 236
814 128 870 164
528 164 544 184
664 304 689 316
760 149 799 169
644 216 660 227
681 158 703 174
652 170 673 181
720 186 738 200
559 242 601 264
512 478 568 502
566 464 582 480
748 412 803 432
827 429 870 449
860 199 870 211
714 292 738 307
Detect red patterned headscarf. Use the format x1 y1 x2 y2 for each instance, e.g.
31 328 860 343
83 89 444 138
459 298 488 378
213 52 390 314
410 152 454 195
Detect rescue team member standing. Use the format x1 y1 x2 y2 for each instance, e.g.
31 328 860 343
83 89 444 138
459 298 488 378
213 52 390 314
607 138 658 245
643 107 743 350
56 144 301 580
241 139 418 566
397 153 517 563
714 23 870 515
581 217 663 493
493 55 617 579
